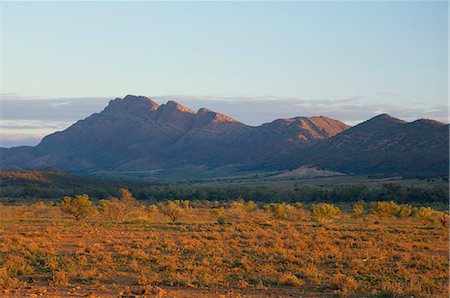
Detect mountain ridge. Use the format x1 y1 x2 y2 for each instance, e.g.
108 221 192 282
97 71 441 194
1 95 448 178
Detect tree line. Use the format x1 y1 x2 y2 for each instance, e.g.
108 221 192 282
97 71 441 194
1 182 448 205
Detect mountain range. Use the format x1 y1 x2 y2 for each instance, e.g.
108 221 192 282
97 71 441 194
1 95 448 179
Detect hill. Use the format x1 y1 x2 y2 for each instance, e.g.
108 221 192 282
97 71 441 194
284 114 449 175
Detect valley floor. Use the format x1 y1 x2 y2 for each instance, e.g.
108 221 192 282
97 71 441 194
0 206 448 297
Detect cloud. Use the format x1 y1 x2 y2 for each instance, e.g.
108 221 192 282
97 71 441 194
0 132 45 148
152 94 448 126
0 93 447 147
0 94 110 121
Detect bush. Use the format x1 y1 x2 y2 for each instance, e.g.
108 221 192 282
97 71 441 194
118 188 137 216
352 202 365 216
274 203 295 220
294 202 303 209
310 203 340 222
99 198 123 221
415 207 448 228
160 201 184 222
434 211 449 228
59 194 94 221
263 203 295 220
397 204 413 219
99 188 137 221
181 200 192 211
212 207 227 225
146 204 159 214
370 201 400 218
415 207 435 224
246 201 258 212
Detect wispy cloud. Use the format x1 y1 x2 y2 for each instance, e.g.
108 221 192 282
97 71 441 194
0 93 447 148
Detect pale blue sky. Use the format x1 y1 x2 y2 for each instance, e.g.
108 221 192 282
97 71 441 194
0 1 448 147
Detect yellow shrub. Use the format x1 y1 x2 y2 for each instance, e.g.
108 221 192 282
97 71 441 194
371 201 400 218
352 202 365 216
310 203 340 221
59 194 94 221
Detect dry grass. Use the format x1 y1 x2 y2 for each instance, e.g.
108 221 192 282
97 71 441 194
0 202 448 297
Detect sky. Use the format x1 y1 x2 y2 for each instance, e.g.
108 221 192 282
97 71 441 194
0 1 448 147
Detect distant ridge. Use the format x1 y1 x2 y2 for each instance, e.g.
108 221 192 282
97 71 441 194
286 114 449 175
1 95 448 178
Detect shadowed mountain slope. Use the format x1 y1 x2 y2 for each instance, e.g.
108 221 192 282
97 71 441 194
283 114 449 175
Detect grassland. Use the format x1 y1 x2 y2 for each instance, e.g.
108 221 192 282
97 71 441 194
0 199 448 297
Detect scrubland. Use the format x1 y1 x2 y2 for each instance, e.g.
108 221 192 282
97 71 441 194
0 192 448 297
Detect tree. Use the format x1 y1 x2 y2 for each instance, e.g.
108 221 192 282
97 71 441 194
60 194 94 221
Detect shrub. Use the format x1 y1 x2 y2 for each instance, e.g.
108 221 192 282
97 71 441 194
273 203 296 220
294 202 303 209
246 201 258 211
99 188 137 221
160 201 184 222
415 207 435 224
5 255 32 278
352 202 365 216
0 268 22 290
263 203 296 220
370 201 400 218
99 198 124 221
59 194 94 221
212 207 227 225
434 211 449 228
310 203 340 222
227 200 247 221
52 270 69 286
415 207 449 228
118 188 137 216
181 200 191 211
396 204 413 219
31 201 50 218
146 204 159 214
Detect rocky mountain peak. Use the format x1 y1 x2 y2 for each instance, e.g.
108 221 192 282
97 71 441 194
163 100 195 114
105 95 159 114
